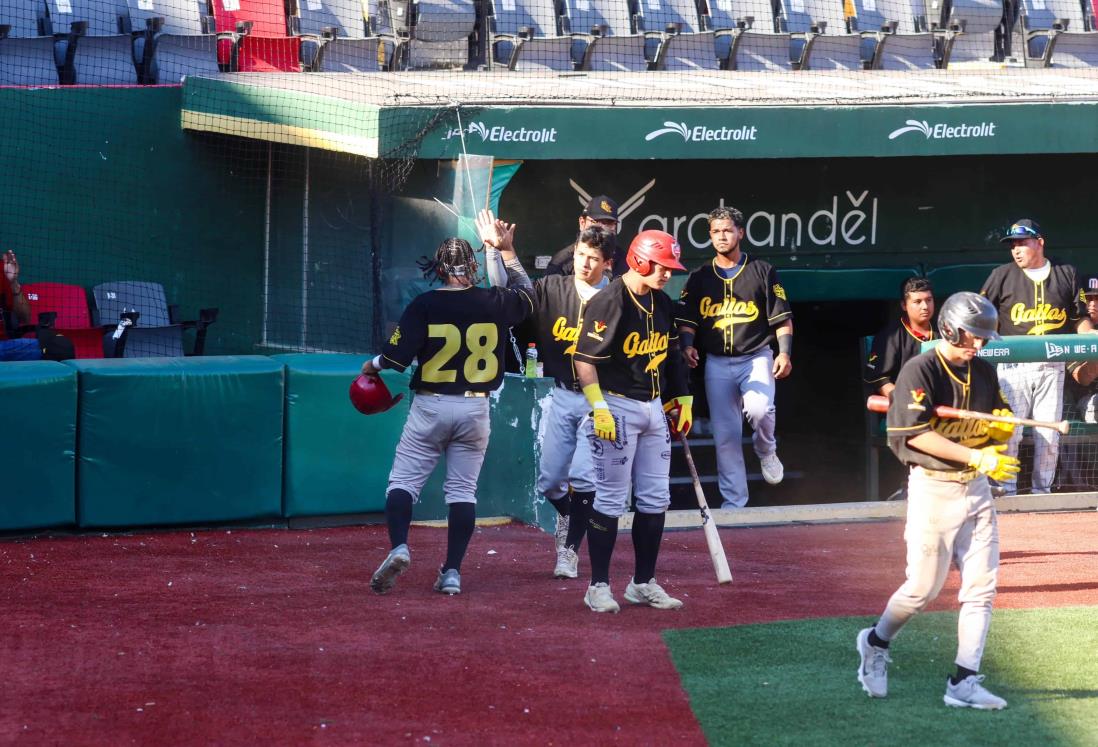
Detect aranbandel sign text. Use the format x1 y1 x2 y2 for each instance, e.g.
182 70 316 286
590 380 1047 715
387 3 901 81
414 102 1098 160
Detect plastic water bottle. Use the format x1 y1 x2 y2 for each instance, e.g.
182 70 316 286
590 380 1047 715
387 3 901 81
525 343 539 378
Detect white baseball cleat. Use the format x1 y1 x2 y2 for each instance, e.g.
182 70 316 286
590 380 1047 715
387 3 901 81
554 514 569 551
944 675 1007 710
370 544 411 595
624 578 683 610
856 627 891 698
760 453 784 485
584 582 620 613
554 546 579 579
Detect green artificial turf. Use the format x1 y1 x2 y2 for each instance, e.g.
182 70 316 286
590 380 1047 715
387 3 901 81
664 607 1098 747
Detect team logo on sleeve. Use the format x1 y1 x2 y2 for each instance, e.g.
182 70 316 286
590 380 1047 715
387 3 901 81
388 327 402 345
907 387 927 411
773 283 787 301
587 320 608 342
866 353 878 371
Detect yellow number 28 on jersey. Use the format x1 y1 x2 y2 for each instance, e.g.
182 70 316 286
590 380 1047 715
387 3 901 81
420 323 499 384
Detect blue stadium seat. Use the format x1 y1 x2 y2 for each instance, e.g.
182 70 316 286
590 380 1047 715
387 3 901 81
295 0 398 71
380 0 475 69
91 281 218 358
571 0 649 70
46 0 140 84
0 0 62 85
852 0 938 69
940 0 1004 65
487 0 573 70
1020 0 1098 67
706 0 792 70
783 0 863 69
126 0 221 83
638 0 720 69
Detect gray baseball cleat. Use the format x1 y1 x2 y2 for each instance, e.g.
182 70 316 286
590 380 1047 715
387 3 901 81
434 567 462 595
856 627 891 698
584 582 620 613
370 544 411 594
624 578 684 609
760 453 784 485
554 513 569 551
944 675 1007 710
554 546 579 579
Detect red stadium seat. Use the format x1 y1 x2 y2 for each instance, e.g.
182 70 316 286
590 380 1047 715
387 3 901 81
211 0 302 71
21 282 103 359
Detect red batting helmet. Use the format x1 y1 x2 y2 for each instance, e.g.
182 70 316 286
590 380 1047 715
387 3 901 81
626 230 686 275
349 374 404 415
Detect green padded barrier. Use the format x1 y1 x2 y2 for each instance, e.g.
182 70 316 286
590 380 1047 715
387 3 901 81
925 263 999 297
921 333 1098 363
779 267 920 302
275 354 413 517
70 356 284 528
0 361 77 531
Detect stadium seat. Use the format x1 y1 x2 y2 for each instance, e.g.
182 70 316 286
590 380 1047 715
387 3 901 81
487 0 574 70
0 0 60 85
706 0 792 70
91 281 218 358
295 0 398 71
1019 0 1098 67
639 0 720 69
210 0 301 71
571 0 649 70
46 0 140 84
940 0 1004 65
20 282 103 359
126 0 222 83
852 0 939 68
393 0 476 69
783 0 863 69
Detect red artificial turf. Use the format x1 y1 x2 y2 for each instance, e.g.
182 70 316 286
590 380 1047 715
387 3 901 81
1 511 1095 745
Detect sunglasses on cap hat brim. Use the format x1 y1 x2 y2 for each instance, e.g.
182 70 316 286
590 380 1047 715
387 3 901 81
1001 224 1041 242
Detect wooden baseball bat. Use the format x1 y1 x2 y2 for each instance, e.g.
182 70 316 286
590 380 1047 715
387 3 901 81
866 395 1070 435
678 433 733 585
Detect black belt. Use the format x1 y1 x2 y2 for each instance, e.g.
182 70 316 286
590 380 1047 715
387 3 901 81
555 380 581 392
415 390 488 398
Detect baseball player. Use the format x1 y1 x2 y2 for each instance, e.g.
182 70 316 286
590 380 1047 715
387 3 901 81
864 277 936 399
477 209 612 579
857 292 1019 710
675 207 793 509
572 229 691 613
979 219 1091 494
544 195 630 278
364 238 533 596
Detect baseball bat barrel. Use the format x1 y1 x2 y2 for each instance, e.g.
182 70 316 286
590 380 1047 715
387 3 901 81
678 433 733 585
865 395 1070 435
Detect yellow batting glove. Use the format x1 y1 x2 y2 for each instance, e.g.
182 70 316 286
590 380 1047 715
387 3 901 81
663 395 694 438
583 382 616 441
968 444 1021 482
987 409 1015 443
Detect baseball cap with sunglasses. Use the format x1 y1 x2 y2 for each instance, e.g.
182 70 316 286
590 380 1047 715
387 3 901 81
999 219 1042 243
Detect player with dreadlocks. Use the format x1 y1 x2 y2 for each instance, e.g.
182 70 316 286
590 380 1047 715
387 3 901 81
363 237 534 596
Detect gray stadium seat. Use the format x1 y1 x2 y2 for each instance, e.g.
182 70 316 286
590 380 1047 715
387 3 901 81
572 0 648 70
295 0 397 71
941 0 1004 65
46 0 139 83
126 0 220 83
1019 0 1098 66
852 0 938 68
638 0 720 69
0 0 62 85
92 281 184 358
783 0 863 68
706 0 792 70
392 0 475 69
488 0 573 70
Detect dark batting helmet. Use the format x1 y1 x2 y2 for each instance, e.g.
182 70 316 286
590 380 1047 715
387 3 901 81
349 374 404 415
626 230 686 275
937 291 1001 344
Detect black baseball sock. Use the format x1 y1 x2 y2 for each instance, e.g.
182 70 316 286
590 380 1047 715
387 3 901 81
632 510 666 583
385 489 414 548
547 495 571 517
443 502 476 572
564 491 594 550
951 666 978 685
868 628 890 649
587 509 619 585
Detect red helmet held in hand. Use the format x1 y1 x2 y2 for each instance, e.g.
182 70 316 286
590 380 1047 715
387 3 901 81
626 230 686 275
350 374 404 415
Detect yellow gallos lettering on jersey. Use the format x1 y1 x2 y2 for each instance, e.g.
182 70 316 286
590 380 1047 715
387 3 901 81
1010 302 1067 335
623 331 669 373
931 416 988 447
699 296 759 330
552 316 580 355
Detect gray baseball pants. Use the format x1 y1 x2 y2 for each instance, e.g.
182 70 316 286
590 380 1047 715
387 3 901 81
584 394 672 518
537 387 596 501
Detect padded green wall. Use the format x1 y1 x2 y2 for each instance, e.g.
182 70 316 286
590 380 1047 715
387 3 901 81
0 362 77 531
72 356 284 528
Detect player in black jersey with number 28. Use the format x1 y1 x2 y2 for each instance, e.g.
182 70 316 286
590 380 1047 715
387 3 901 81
364 238 533 596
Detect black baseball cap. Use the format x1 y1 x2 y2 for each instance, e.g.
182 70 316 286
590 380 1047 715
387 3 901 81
583 195 619 222
1085 277 1098 297
999 218 1042 243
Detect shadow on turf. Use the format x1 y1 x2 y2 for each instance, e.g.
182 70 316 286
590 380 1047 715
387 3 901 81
1007 689 1098 701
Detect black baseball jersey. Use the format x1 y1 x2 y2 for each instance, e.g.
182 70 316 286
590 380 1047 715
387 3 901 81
573 277 688 402
979 260 1086 336
529 274 597 389
887 347 1009 471
545 240 629 279
863 317 934 393
675 255 793 357
382 285 534 394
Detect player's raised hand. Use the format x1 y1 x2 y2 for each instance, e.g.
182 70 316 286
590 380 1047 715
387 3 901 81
2 250 19 281
475 209 516 255
773 352 792 379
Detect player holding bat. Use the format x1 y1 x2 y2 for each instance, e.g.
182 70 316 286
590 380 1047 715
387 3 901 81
856 291 1018 710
